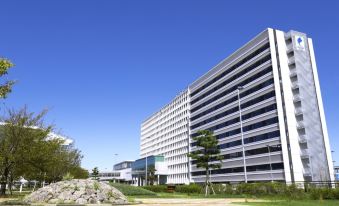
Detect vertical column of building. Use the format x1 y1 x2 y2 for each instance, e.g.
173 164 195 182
273 29 334 183
307 38 335 183
267 28 293 183
140 90 190 184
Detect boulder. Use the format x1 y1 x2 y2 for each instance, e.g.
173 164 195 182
24 179 128 204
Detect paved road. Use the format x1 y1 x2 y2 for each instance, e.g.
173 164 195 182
134 198 249 206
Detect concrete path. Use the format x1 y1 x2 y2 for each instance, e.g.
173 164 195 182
134 198 249 206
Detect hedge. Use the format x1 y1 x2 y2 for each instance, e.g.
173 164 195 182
175 184 202 194
142 185 168 193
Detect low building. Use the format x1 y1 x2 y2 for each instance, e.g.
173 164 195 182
131 155 168 186
113 161 134 184
90 171 120 182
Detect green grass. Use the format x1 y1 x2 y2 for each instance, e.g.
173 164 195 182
110 183 156 196
129 192 246 199
237 200 339 206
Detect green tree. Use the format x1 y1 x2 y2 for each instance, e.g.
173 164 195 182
69 166 89 179
0 58 15 98
0 106 51 196
188 130 223 196
92 167 99 180
147 166 157 185
0 106 85 195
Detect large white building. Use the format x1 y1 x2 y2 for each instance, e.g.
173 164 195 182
140 28 334 184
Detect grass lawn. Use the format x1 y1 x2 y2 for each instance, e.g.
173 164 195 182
129 192 246 198
237 200 339 206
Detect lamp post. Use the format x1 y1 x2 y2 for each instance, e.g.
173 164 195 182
267 145 273 182
145 156 148 186
237 86 247 183
113 154 118 183
113 154 118 171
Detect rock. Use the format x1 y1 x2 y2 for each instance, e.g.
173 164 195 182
76 198 87 204
24 179 128 204
48 198 60 204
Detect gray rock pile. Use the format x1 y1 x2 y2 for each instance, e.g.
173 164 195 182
24 179 128 204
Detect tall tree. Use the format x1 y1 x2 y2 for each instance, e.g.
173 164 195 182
0 58 15 98
0 106 85 195
188 130 223 196
0 106 51 196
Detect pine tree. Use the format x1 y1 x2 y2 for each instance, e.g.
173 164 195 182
188 130 223 196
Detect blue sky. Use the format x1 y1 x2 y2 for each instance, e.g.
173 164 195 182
1 0 338 171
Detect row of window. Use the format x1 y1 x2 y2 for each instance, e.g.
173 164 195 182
191 116 279 139
192 78 275 126
191 104 277 134
191 69 273 114
191 42 270 97
191 162 284 176
191 129 280 149
191 144 282 165
191 54 271 105
141 109 188 139
191 86 275 122
191 92 276 130
143 92 188 128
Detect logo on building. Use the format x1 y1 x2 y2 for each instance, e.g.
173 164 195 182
295 35 305 51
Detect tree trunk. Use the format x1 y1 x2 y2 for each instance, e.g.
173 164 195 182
205 168 209 196
9 175 13 195
0 167 9 196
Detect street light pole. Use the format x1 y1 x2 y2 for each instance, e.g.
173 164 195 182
113 154 118 183
237 86 247 183
145 156 148 186
267 145 273 182
113 154 118 172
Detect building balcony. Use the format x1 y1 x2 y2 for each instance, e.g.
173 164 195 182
290 69 297 77
297 121 305 129
295 107 303 116
286 43 293 53
288 56 295 65
293 94 301 102
300 149 310 159
291 81 299 89
303 167 312 177
298 135 307 144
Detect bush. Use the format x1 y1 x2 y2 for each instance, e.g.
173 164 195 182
110 183 156 196
142 185 168 193
284 183 305 200
175 184 202 194
212 182 305 199
309 187 338 200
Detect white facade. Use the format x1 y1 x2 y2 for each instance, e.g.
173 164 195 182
141 28 334 184
140 90 190 184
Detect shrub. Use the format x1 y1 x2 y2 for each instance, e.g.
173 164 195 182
142 185 168 193
175 184 202 194
110 183 156 196
283 183 305 200
62 172 74 181
309 188 337 200
333 188 339 199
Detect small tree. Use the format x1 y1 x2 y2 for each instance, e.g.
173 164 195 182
92 167 99 180
188 130 223 196
147 166 157 185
